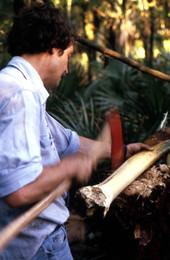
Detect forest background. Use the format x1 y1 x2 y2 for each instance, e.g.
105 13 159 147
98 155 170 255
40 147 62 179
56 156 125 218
0 0 170 143
0 1 170 259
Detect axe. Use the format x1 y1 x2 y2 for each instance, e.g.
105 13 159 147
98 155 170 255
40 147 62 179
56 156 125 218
0 107 123 251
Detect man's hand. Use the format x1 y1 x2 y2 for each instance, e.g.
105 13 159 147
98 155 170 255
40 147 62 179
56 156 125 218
126 143 153 159
61 152 96 184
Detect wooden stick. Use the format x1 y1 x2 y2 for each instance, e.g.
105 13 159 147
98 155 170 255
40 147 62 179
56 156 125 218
0 179 71 251
76 36 170 82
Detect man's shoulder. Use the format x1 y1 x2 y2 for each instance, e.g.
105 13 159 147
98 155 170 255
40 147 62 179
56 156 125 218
0 66 22 84
0 67 40 112
0 67 24 98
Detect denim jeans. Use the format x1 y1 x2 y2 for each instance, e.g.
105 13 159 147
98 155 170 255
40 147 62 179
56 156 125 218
32 225 73 260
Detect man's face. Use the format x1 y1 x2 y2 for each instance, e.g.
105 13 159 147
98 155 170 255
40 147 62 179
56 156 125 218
45 44 73 88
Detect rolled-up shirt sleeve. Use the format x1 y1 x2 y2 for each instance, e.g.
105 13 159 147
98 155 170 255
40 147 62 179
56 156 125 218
0 88 43 197
60 130 80 157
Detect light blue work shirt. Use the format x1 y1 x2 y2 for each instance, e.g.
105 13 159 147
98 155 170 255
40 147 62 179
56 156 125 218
0 56 79 259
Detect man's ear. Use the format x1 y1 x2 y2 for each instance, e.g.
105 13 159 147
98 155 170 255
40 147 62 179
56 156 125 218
51 48 64 56
58 49 64 56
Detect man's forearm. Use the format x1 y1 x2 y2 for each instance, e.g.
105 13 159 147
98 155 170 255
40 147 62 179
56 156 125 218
4 163 71 207
79 136 111 159
4 152 95 208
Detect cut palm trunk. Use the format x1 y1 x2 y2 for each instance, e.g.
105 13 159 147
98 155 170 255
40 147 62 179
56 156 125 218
78 140 170 215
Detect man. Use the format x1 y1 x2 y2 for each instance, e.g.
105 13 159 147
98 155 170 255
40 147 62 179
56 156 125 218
0 2 151 259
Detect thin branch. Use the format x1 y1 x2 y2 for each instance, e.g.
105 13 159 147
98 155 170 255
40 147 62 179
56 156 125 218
76 36 170 83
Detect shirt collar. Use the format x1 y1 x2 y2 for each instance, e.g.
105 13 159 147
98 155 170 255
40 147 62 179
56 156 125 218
8 56 49 104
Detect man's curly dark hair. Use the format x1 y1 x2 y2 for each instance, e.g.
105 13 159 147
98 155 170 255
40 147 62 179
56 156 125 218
7 1 75 56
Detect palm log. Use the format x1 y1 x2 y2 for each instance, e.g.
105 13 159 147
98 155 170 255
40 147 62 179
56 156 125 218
79 140 170 215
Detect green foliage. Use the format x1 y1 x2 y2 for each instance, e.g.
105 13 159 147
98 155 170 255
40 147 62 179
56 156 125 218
86 58 170 142
47 92 102 139
122 70 170 141
47 56 170 143
0 0 13 69
56 63 87 97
